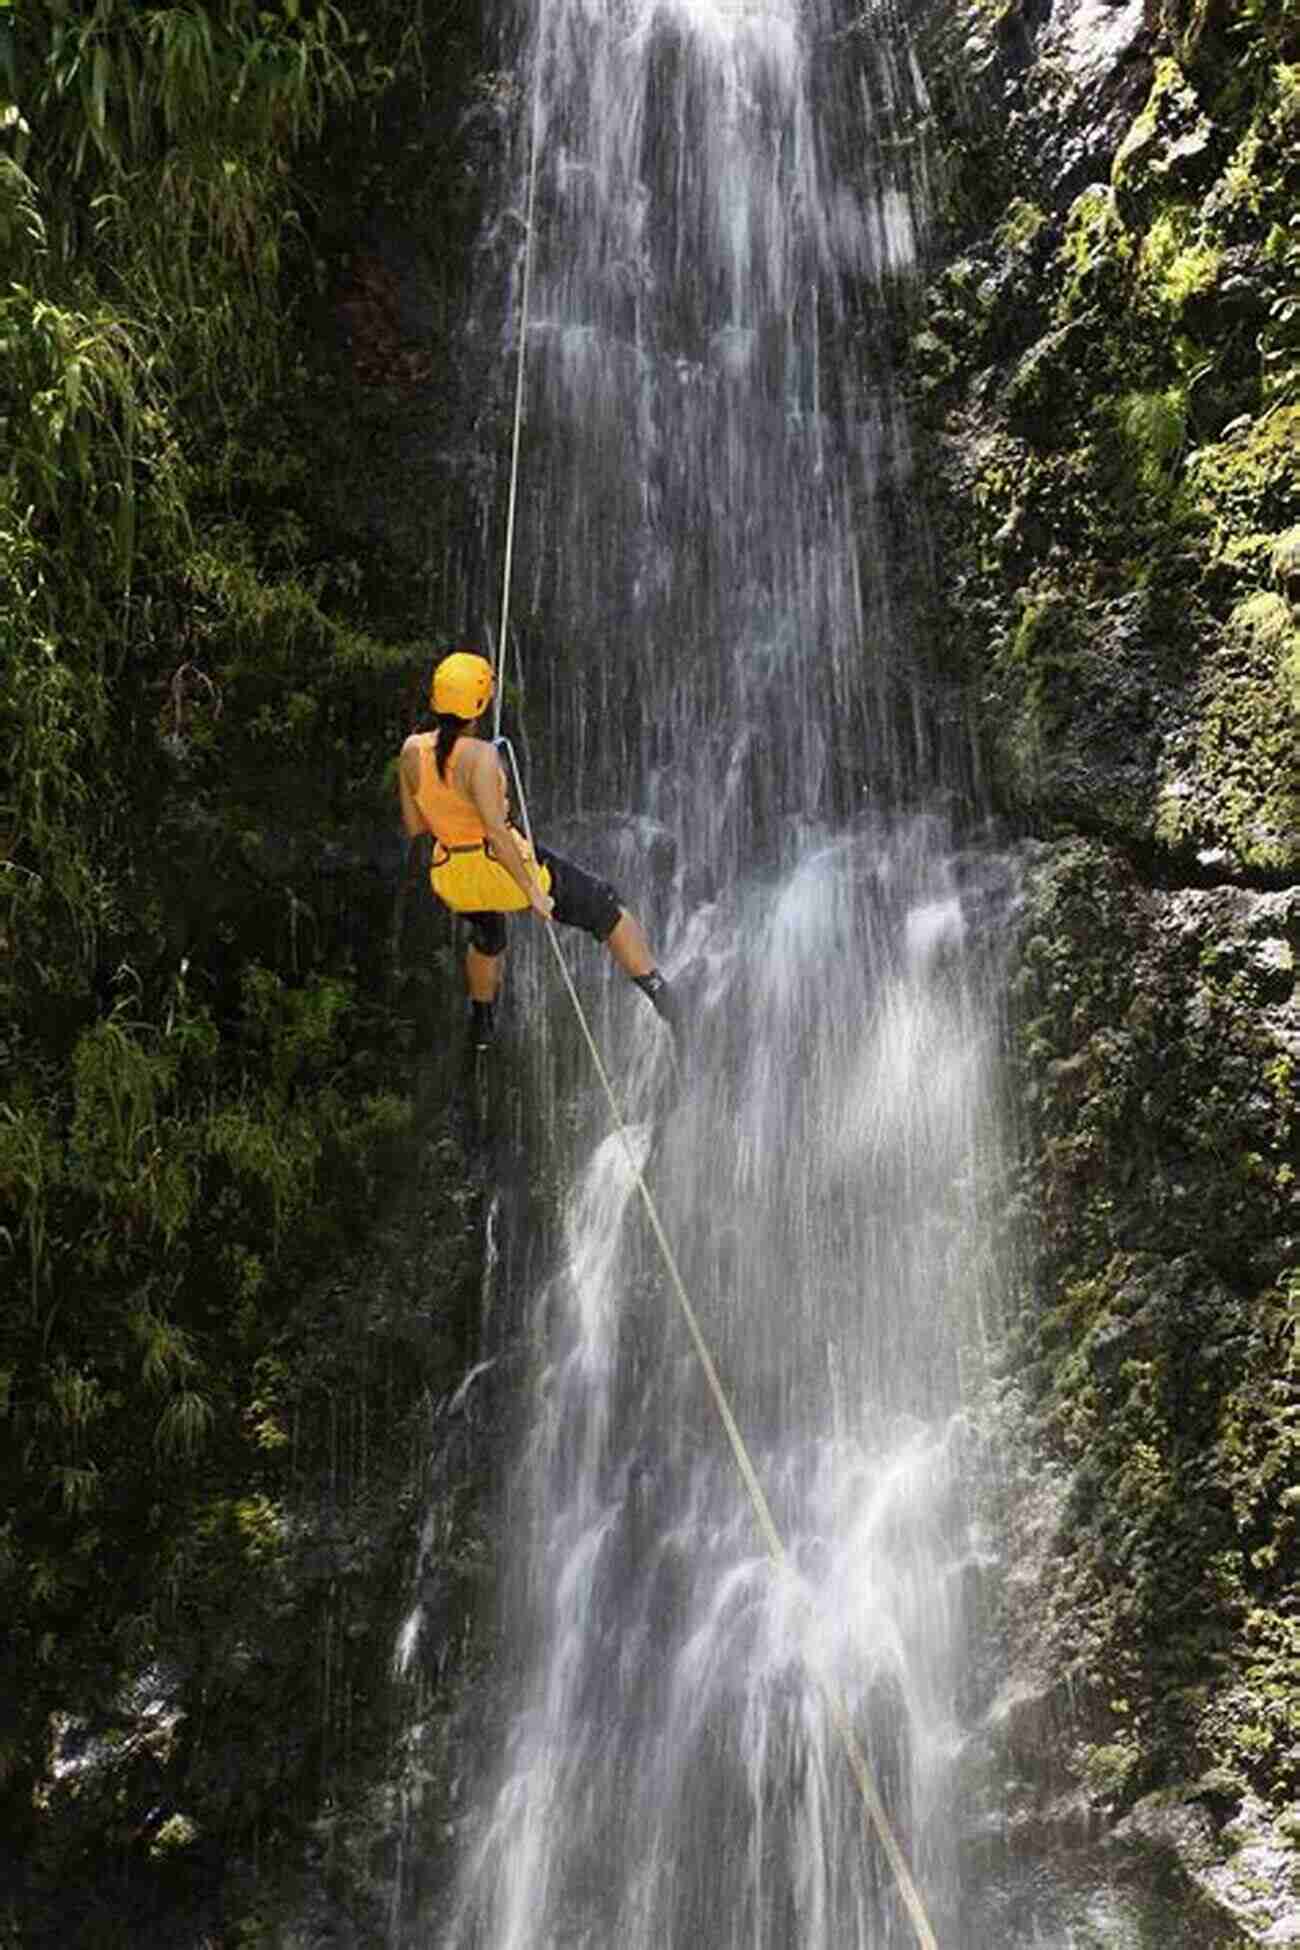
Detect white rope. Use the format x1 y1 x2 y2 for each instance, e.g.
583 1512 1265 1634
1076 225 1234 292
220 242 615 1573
495 739 940 1950
492 83 543 744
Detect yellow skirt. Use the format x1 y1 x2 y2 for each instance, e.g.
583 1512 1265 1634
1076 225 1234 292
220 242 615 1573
429 838 552 914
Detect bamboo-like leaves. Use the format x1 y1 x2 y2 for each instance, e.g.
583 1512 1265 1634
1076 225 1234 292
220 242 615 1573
30 1558 64 1607
130 1297 198 1390
155 1388 214 1460
0 528 111 1011
68 1010 203 1246
0 156 44 261
0 7 15 110
12 0 365 532
36 1 358 187
2 7 435 1839
0 1102 62 1314
86 40 112 167
1 286 180 590
54 1462 101 1514
49 1364 104 1431
149 5 217 145
112 456 136 582
46 1366 106 1513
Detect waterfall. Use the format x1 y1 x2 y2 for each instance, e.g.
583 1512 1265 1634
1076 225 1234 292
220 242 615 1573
423 0 1017 1943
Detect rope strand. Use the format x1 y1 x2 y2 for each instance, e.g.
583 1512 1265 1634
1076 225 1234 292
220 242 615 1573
493 85 542 743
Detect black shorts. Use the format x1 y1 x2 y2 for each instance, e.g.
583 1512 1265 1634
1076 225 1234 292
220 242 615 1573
462 844 622 958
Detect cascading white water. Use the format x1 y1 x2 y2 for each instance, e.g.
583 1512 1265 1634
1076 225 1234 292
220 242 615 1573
425 0 1017 1944
438 826 1012 1949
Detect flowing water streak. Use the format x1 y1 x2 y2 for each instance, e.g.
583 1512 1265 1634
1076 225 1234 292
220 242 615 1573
514 0 946 838
435 0 1014 1945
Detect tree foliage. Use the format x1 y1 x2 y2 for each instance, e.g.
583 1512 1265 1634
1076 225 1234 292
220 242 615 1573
1 1 490 1932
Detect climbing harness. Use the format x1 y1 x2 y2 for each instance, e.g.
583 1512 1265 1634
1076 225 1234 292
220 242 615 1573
487 84 942 1950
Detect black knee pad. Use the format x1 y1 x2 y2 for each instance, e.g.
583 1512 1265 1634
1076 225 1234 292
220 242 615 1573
467 912 507 958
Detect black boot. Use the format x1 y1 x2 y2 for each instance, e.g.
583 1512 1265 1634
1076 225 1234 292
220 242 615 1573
469 1000 495 1050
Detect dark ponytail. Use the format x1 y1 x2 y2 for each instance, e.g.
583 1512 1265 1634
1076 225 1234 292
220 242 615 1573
434 712 472 781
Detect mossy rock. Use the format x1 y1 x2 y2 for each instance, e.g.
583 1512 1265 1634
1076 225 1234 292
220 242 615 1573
1112 58 1219 228
1052 185 1136 325
989 585 1176 837
1111 385 1190 502
914 248 1044 395
1270 525 1300 606
1009 839 1297 1801
1135 201 1222 322
911 324 961 393
1186 406 1300 584
1004 318 1094 442
1143 0 1228 64
1155 589 1300 873
997 196 1051 257
1201 82 1299 248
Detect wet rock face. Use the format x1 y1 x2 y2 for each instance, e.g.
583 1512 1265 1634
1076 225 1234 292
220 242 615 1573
986 584 1183 841
922 0 1299 879
953 0 1153 206
1035 0 1154 204
991 842 1298 1929
915 0 1299 1926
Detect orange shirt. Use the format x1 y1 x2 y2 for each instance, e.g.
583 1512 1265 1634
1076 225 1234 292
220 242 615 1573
413 734 491 847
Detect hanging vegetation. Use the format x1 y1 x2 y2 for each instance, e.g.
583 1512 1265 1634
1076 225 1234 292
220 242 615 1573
1 1 494 1936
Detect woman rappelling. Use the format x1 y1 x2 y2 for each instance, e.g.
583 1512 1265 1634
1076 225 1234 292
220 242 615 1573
398 649 683 1053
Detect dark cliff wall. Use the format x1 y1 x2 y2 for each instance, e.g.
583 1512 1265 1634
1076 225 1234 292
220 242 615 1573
913 0 1297 1930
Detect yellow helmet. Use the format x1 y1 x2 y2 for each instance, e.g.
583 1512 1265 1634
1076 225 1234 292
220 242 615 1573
430 650 494 719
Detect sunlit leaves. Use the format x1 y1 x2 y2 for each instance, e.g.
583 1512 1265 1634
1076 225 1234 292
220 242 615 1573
129 1300 199 1391
71 1016 180 1183
35 1 353 181
1 285 187 595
